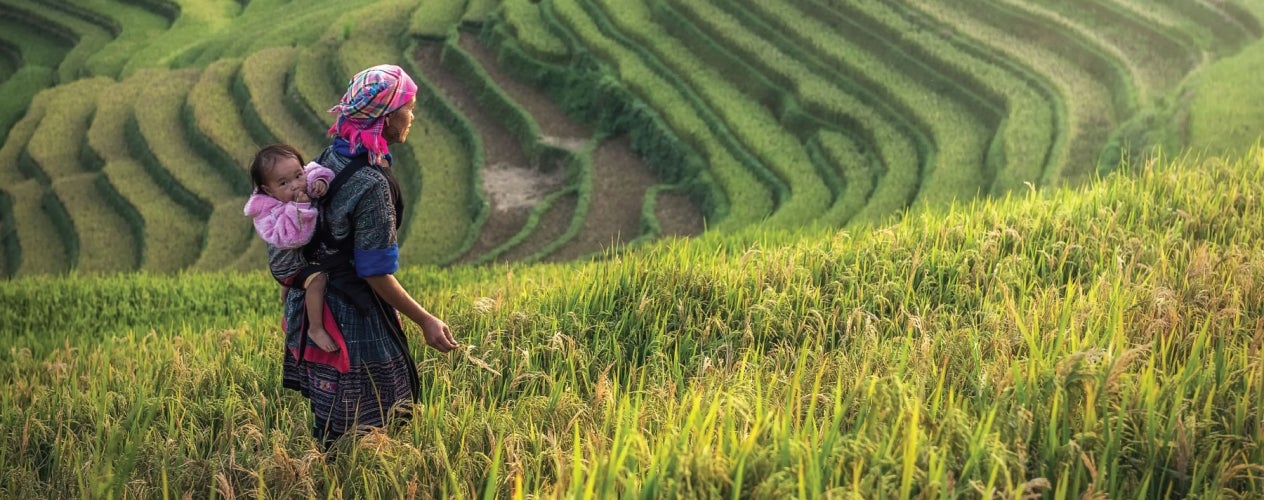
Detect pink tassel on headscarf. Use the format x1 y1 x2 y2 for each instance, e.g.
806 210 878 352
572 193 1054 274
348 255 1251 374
328 64 418 166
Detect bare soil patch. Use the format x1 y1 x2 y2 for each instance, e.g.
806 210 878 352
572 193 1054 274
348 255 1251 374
500 192 578 263
547 135 659 262
421 35 704 265
414 42 563 264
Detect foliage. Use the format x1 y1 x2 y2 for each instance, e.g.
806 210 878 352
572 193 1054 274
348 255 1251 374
3 151 1264 497
409 0 467 39
499 0 569 61
1186 37 1264 157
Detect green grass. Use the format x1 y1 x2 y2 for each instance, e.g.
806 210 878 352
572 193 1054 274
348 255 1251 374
1185 37 1264 156
239 47 324 156
4 0 114 82
499 0 569 61
51 174 141 272
0 180 68 277
130 68 239 206
117 0 241 77
598 0 830 227
187 58 258 169
87 76 204 273
548 0 773 230
912 0 1120 185
409 0 467 38
2 150 1263 496
0 5 74 69
23 79 100 180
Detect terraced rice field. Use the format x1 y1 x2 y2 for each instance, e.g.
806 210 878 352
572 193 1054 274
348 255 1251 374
0 0 1257 277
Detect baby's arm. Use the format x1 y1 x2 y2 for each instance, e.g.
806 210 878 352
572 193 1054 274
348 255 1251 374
305 162 335 198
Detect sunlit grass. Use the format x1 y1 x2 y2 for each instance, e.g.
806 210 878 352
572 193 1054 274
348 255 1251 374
3 149 1263 497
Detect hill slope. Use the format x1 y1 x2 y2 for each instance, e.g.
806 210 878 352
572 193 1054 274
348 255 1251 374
1 0 1261 277
2 149 1262 497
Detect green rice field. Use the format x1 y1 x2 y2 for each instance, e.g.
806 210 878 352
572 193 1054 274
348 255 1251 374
2 0 1263 497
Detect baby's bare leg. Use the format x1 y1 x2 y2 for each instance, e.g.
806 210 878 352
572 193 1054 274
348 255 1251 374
304 273 338 352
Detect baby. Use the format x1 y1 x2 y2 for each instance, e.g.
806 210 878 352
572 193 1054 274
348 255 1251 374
243 143 339 353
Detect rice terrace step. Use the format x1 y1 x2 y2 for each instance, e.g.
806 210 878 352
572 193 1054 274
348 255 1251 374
2 1 1264 495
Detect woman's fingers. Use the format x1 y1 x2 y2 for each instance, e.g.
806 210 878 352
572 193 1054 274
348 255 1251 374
442 325 458 348
425 322 457 352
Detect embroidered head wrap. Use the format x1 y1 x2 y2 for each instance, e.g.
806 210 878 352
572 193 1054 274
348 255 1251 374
328 64 418 166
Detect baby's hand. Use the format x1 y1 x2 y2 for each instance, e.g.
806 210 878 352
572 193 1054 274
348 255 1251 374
309 179 329 198
294 191 311 203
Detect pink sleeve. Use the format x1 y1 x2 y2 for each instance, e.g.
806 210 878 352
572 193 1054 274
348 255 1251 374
306 162 334 191
254 201 319 249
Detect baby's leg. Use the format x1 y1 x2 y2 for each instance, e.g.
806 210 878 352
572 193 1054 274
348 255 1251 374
304 273 338 352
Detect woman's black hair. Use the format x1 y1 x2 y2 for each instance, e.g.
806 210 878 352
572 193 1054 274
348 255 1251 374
249 144 306 194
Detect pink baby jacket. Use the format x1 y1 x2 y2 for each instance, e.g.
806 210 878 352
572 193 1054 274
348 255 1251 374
243 162 335 249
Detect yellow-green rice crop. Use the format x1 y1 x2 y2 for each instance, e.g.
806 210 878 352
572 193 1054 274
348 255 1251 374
0 180 68 277
188 58 259 169
76 0 170 78
597 0 831 227
821 0 1058 194
6 0 113 82
500 0 569 61
2 149 1264 497
239 47 324 156
715 0 989 210
409 0 467 39
0 7 73 69
192 200 259 273
50 173 141 272
24 80 102 180
812 130 874 227
292 38 342 130
908 0 1118 185
87 76 204 273
117 0 241 77
548 0 773 230
462 0 499 25
1032 0 1200 96
1186 39 1264 157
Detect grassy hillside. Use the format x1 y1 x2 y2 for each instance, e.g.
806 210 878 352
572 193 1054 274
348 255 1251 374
2 149 1262 497
0 0 1261 277
2 1 1264 497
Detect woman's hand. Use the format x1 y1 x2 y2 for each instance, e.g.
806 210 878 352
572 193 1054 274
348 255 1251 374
419 313 458 353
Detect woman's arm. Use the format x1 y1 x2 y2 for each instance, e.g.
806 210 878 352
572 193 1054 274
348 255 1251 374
364 274 458 352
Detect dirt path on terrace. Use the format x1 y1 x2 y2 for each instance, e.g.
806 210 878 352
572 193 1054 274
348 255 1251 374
414 42 563 265
415 35 705 266
458 34 703 262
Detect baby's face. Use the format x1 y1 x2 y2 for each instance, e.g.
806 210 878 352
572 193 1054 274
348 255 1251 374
261 156 307 203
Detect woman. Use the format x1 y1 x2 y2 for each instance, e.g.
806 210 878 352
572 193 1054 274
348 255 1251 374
277 64 458 446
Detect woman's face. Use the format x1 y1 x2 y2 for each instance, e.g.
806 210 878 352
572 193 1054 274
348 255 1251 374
384 96 417 144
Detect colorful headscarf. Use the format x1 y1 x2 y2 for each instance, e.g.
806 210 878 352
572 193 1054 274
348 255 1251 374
328 64 418 166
